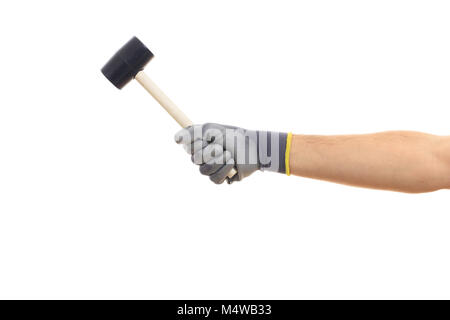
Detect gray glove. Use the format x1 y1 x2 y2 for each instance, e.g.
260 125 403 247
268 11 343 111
175 123 288 184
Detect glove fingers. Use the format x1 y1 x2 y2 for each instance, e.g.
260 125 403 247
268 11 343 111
209 157 235 184
204 128 224 145
191 143 223 165
174 125 203 145
199 150 232 175
183 139 208 154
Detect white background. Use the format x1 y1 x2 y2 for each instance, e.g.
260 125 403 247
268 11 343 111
0 0 449 299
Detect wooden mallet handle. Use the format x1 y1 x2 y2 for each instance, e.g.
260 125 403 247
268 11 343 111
135 71 238 179
135 71 193 127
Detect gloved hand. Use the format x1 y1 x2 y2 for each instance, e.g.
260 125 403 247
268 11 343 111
174 123 289 184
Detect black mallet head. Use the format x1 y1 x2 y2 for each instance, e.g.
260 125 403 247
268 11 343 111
101 36 154 89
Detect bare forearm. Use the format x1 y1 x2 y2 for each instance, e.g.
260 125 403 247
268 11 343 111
289 131 450 193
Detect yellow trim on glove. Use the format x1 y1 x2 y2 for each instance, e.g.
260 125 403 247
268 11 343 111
285 132 293 176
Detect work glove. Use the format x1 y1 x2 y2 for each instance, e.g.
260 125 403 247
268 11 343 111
174 123 290 184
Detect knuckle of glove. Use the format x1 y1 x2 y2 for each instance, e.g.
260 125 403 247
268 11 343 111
191 143 223 165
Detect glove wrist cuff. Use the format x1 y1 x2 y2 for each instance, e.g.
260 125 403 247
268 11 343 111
257 131 288 174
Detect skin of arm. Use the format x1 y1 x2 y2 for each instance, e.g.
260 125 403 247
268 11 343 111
289 131 450 193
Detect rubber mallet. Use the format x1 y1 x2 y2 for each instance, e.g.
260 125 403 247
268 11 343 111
101 36 237 179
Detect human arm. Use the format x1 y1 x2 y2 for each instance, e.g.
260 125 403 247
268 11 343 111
289 131 450 193
175 124 450 193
